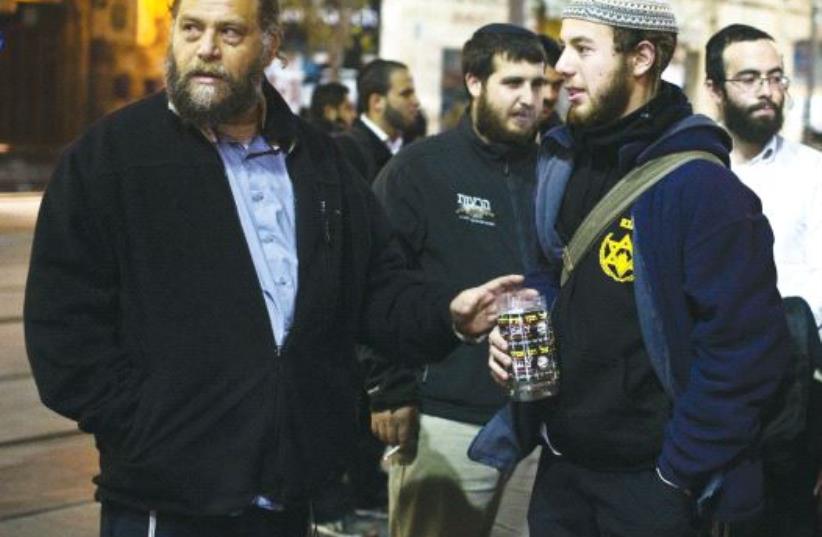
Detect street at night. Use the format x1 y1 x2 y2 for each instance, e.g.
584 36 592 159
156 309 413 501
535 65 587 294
0 194 99 537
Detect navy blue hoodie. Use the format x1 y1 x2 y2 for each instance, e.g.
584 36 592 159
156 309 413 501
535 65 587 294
471 84 790 522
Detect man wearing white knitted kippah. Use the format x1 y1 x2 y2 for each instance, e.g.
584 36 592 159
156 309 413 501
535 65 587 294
485 1 790 536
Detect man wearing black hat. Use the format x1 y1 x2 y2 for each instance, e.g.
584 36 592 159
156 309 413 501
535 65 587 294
367 23 546 537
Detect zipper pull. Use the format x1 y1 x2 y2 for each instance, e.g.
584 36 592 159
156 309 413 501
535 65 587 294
320 200 331 244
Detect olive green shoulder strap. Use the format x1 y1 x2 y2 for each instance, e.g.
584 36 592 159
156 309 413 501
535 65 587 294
560 150 723 287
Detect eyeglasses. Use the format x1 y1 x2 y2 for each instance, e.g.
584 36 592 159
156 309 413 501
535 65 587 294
722 73 790 92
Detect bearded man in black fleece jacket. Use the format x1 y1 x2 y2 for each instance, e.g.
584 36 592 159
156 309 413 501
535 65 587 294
366 24 547 537
22 1 519 536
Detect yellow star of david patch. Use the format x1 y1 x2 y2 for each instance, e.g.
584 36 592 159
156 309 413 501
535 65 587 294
599 230 635 283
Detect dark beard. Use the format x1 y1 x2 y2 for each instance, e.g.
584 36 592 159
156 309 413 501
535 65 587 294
165 50 264 127
475 90 536 146
384 102 412 133
567 60 631 128
723 96 783 146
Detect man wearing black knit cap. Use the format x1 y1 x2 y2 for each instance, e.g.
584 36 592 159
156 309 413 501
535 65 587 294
486 0 790 535
367 23 546 537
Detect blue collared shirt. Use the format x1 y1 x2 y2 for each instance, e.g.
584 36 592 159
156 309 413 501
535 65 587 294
215 134 298 348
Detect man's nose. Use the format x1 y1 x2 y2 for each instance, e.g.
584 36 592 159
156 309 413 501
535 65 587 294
756 77 775 98
554 50 573 79
520 85 538 108
196 29 221 60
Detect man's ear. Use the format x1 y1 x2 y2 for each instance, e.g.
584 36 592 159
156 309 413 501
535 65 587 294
631 41 656 78
465 73 483 100
368 92 385 116
323 104 338 121
705 79 725 108
262 32 282 66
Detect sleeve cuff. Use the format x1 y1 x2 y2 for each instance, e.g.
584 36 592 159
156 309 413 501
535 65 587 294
452 323 488 345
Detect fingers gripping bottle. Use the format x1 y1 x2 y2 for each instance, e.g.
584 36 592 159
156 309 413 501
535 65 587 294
497 291 559 401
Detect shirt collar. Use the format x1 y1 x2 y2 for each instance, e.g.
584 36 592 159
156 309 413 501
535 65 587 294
360 114 403 154
167 94 268 146
167 80 298 154
747 135 781 165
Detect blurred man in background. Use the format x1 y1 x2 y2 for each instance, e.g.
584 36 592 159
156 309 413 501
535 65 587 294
309 81 356 133
336 59 420 183
537 35 564 136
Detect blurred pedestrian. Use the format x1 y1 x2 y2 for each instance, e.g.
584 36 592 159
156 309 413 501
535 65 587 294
537 34 564 136
309 82 356 133
23 0 520 535
316 63 421 537
336 59 420 183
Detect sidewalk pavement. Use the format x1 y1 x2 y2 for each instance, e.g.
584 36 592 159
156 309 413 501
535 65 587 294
0 193 101 537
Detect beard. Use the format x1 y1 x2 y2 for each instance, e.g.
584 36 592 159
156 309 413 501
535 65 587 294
723 95 784 146
165 47 265 127
384 102 414 134
538 102 559 132
475 88 537 146
567 59 632 129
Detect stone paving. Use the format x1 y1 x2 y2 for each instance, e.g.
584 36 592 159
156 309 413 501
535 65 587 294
0 194 100 537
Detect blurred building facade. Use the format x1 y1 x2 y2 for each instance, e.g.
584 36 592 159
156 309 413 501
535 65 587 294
0 0 167 148
673 0 821 141
0 0 819 190
381 0 821 142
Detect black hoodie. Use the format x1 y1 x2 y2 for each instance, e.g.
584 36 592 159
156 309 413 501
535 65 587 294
546 83 691 470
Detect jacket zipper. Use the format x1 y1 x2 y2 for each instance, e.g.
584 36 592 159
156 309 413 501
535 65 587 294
320 200 331 244
502 157 528 268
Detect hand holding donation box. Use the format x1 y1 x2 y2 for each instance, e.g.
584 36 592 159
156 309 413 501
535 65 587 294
496 290 559 401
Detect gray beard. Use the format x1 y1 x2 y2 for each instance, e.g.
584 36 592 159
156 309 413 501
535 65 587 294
165 53 264 127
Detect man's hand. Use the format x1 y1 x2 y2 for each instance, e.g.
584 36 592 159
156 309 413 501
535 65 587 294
488 325 512 388
371 405 420 448
450 274 523 338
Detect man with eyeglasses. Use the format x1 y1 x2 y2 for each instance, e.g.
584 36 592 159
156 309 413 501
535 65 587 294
706 23 822 537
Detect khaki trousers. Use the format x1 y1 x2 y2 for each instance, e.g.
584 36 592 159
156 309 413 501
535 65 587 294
388 414 539 537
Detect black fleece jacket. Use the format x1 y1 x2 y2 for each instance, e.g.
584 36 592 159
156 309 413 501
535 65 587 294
24 83 459 515
368 114 538 425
